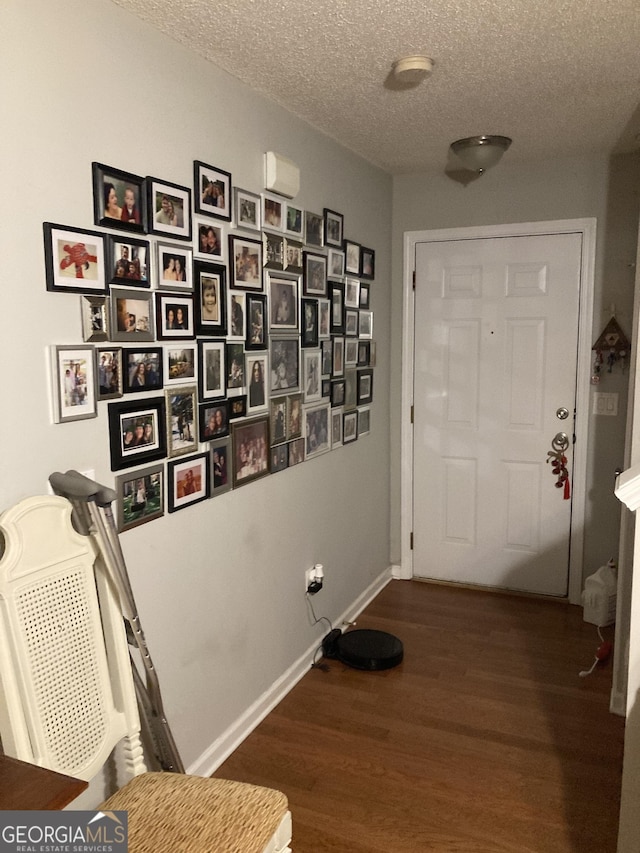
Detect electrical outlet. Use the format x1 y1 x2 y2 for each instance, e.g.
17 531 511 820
305 568 316 591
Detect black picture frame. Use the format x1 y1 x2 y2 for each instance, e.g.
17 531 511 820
147 176 192 241
357 367 374 405
194 260 227 336
329 281 345 333
43 222 107 295
193 160 232 221
92 162 147 233
168 452 210 512
229 235 263 290
323 208 343 248
303 251 327 297
228 395 247 420
263 231 284 270
122 347 163 393
245 294 268 350
305 211 324 248
210 437 233 495
108 397 167 471
360 246 375 280
106 234 151 287
301 298 319 348
199 400 230 440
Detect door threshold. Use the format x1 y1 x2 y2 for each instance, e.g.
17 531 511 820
412 576 570 603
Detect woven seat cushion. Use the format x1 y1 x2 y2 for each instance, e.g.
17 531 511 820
100 772 289 853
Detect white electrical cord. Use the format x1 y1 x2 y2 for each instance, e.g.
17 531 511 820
579 626 606 678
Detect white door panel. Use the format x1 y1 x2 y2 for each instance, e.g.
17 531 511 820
413 233 583 596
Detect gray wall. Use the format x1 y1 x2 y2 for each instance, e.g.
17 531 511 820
391 153 640 582
0 0 392 773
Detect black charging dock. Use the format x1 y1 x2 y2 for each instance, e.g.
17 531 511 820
323 628 403 671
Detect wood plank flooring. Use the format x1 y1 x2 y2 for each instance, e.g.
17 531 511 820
215 580 624 852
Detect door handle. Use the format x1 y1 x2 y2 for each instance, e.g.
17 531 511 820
551 432 569 452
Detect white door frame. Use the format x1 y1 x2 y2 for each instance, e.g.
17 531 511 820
400 219 596 605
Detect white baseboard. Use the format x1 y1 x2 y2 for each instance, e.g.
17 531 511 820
610 689 627 717
188 566 394 777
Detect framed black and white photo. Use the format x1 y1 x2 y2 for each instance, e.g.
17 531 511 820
344 276 360 309
123 347 163 393
246 352 268 413
157 241 193 291
228 291 246 340
285 203 304 238
155 292 195 340
329 281 345 333
108 397 167 471
270 337 299 393
197 339 226 401
359 309 374 339
323 208 343 248
343 410 358 444
147 177 192 240
246 294 268 350
226 342 245 392
262 194 283 231
232 417 270 487
44 223 106 295
115 464 164 532
234 187 261 232
51 345 97 424
263 231 284 270
304 403 331 459
92 163 146 233
106 235 150 287
303 349 322 403
303 251 327 297
195 218 225 261
360 246 375 280
301 298 319 348
229 235 262 290
166 385 198 457
109 287 154 342
267 272 299 332
357 368 374 405
199 400 230 440
194 260 227 336
344 239 361 275
284 238 303 273
168 453 210 512
305 211 324 248
331 378 345 408
81 296 109 342
194 160 232 221
210 437 233 495
164 344 196 387
328 247 345 279
96 347 123 401
357 340 371 367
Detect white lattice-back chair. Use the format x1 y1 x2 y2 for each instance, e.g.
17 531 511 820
0 495 291 853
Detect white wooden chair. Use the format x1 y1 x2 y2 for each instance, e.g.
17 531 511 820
0 495 291 853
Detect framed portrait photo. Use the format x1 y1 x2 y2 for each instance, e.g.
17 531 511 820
285 203 304 238
109 287 154 342
228 395 247 420
168 453 210 512
81 296 109 343
198 339 226 402
301 298 319 348
164 343 196 387
123 346 163 394
43 223 106 295
270 337 299 394
108 397 167 471
234 187 261 232
359 281 370 309
287 393 303 439
166 385 198 458
92 162 146 233
194 160 232 221
246 352 268 413
305 211 324 248
357 368 374 405
199 400 230 441
360 247 375 280
230 235 263 290
344 276 360 309
323 208 344 248
96 347 123 401
210 437 233 495
155 292 195 340
147 177 192 241
157 241 193 291
226 342 245 393
106 235 150 287
344 239 361 275
329 280 345 333
357 340 371 367
268 273 299 332
304 403 331 459
51 345 97 424
343 410 358 444
194 217 225 261
303 251 327 297
194 260 227 336
228 290 246 340
246 294 268 350
270 396 288 445
232 417 270 488
115 464 164 533
328 247 345 279
262 193 284 231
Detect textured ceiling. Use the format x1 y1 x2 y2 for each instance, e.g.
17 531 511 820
112 0 640 174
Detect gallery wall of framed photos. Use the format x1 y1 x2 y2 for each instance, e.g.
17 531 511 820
46 160 377 531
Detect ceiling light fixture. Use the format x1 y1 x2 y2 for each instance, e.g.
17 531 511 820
392 55 434 85
450 135 512 174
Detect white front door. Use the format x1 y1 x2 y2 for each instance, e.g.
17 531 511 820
412 231 584 596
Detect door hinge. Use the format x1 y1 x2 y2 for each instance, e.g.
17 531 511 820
411 405 414 423
410 532 414 550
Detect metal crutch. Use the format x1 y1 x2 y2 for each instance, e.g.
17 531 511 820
49 469 185 774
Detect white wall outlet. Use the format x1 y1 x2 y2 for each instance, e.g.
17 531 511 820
305 568 316 591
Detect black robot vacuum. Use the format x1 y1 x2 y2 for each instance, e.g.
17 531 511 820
323 628 404 671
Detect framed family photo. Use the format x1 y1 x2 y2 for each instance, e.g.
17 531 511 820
108 397 167 471
232 417 270 488
109 287 154 342
194 261 227 336
166 385 198 458
92 162 146 233
147 177 192 240
198 339 226 401
211 437 233 495
106 235 150 287
230 235 262 289
194 160 232 221
234 187 261 232
323 208 343 248
123 347 163 393
168 453 210 512
200 400 230 441
81 296 109 342
44 223 106 295
96 347 123 401
115 464 164 533
51 345 97 424
157 241 193 291
155 292 195 340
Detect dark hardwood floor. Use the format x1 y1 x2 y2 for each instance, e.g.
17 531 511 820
215 580 624 852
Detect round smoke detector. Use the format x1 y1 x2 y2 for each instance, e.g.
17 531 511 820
392 55 434 84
